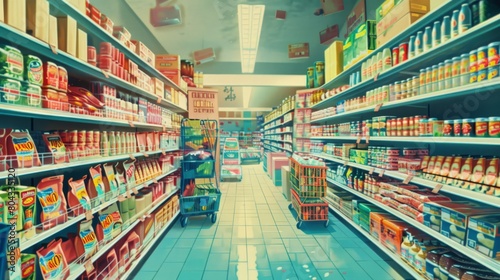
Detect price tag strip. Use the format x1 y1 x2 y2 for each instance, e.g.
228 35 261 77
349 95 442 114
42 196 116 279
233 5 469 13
379 169 385 177
432 184 443 193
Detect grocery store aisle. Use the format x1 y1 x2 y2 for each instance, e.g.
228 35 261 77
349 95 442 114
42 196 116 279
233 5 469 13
133 165 412 280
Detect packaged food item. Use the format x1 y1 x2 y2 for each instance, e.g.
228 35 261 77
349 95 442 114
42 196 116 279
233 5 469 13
41 87 59 110
22 83 42 108
106 249 119 279
42 61 59 89
484 158 499 186
21 253 36 280
425 248 450 280
36 175 68 230
87 164 106 205
438 252 477 279
115 162 128 195
7 238 22 280
440 206 499 245
0 45 24 80
0 76 22 104
118 242 129 274
67 175 91 217
36 239 69 280
15 186 36 234
4 129 41 169
467 214 500 260
58 66 68 92
24 55 43 85
120 159 137 190
75 220 98 261
103 163 119 200
96 203 123 243
489 117 500 137
380 219 411 254
475 118 488 137
42 133 68 164
457 156 476 188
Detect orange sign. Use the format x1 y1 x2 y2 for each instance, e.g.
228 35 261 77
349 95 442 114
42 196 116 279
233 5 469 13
188 88 219 120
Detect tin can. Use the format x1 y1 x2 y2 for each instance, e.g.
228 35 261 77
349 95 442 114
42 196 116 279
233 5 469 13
60 130 69 143
409 117 415 136
431 65 439 92
77 130 86 144
475 117 488 137
423 26 432 52
441 16 451 43
100 42 113 57
451 10 460 38
427 118 437 136
433 120 444 137
394 81 401 100
460 53 470 86
396 118 402 136
478 46 488 82
444 59 452 89
409 36 416 59
425 67 432 93
412 76 419 97
451 57 461 87
454 119 462 136
399 43 409 63
307 67 315 88
392 47 400 66
382 85 389 102
488 42 500 80
87 47 97 64
386 119 393 136
376 52 383 75
415 31 424 55
432 21 441 48
419 119 429 136
93 131 100 145
85 130 94 144
68 130 78 143
400 79 408 100
443 120 453 136
419 69 426 95
414 116 422 136
462 118 475 136
469 49 478 83
438 62 445 91
489 117 500 137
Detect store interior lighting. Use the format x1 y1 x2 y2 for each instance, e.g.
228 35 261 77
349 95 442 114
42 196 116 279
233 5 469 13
237 4 265 73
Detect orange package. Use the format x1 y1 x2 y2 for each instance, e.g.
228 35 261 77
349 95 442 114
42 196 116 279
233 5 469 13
2 129 42 169
381 219 412 255
67 175 91 217
36 239 70 280
36 175 68 230
87 164 106 206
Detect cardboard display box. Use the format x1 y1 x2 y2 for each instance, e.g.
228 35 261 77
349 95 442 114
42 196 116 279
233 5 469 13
324 41 343 82
4 0 26 32
27 0 49 42
377 12 425 46
0 0 4 22
352 21 377 61
48 15 58 48
467 214 500 260
76 29 87 61
57 16 77 56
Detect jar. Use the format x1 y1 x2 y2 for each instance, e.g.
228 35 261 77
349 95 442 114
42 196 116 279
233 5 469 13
419 119 429 136
409 117 415 136
397 118 403 136
453 119 462 136
462 118 475 136
489 117 500 137
414 116 422 136
475 117 488 137
443 120 453 136
428 118 437 136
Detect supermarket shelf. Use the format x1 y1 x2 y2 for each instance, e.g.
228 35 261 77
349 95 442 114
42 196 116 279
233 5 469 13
0 148 179 180
122 210 180 280
219 117 257 120
0 103 168 129
263 108 294 126
315 0 468 101
263 143 292 153
0 22 186 113
47 0 189 99
20 168 179 251
262 138 293 144
67 189 179 279
311 78 500 123
327 179 500 275
264 118 294 131
327 205 424 280
264 131 293 136
314 153 500 208
309 136 500 145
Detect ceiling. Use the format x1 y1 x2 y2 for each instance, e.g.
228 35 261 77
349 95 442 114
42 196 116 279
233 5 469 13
123 0 356 75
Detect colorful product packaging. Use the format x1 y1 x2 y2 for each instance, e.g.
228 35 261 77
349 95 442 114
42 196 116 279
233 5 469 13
36 175 68 230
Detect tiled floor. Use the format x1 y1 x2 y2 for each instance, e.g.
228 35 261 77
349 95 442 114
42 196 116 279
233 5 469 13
134 165 413 280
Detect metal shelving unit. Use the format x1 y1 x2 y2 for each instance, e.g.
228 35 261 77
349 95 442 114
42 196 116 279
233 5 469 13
310 136 500 145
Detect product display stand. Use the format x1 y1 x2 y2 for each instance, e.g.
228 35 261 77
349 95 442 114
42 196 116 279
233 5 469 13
220 137 243 181
179 119 221 227
240 147 261 164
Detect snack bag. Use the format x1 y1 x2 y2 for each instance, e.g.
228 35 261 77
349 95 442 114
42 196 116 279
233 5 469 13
36 175 68 230
75 220 98 261
103 163 119 200
42 133 68 164
36 239 69 280
87 164 106 206
67 175 91 216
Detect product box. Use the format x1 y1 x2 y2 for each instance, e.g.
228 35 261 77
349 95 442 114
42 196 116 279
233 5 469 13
324 41 344 82
26 0 49 42
352 21 376 61
57 16 77 56
380 219 410 254
343 34 353 69
440 206 499 245
4 0 26 32
467 214 500 259
76 29 87 62
370 212 397 241
0 0 4 22
153 78 164 97
21 253 36 280
349 149 368 165
422 201 478 232
0 185 36 238
376 0 430 46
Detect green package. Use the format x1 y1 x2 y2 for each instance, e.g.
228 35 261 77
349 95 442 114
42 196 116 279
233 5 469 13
0 45 24 81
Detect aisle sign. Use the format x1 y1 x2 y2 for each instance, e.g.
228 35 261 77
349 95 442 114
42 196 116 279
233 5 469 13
188 88 219 119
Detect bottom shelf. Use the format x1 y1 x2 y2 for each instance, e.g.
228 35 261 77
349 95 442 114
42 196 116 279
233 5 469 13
327 205 424 280
122 211 180 279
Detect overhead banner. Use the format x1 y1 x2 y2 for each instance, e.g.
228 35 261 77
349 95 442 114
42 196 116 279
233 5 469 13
319 24 339 45
188 88 219 120
346 0 366 36
288 43 310 59
321 0 345 15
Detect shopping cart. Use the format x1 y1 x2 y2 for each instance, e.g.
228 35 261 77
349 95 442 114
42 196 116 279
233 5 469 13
179 119 221 227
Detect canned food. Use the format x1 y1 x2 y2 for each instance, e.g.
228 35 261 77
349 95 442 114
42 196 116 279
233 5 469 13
443 120 453 136
86 130 94 144
462 119 475 136
93 131 100 145
423 26 432 52
460 54 470 86
409 117 415 136
409 36 416 59
454 119 462 136
400 79 407 100
451 10 459 37
444 59 453 89
69 130 78 143
77 130 86 144
431 65 439 92
419 119 429 136
451 57 461 87
60 130 69 143
100 42 113 57
475 117 488 137
392 47 400 66
478 46 489 82
414 116 422 136
403 148 418 157
489 117 500 137
419 69 426 95
88 47 97 64
488 42 500 80
438 63 445 91
399 43 409 63
428 118 437 136
469 50 478 83
425 67 432 93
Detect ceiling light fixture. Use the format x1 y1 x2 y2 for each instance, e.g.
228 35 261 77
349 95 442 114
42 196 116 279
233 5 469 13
237 4 265 74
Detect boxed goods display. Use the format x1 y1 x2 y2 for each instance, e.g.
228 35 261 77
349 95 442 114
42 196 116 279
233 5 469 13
352 21 377 60
422 201 478 233
57 16 77 57
467 214 500 259
48 15 58 48
26 0 50 42
4 0 26 32
440 206 499 245
156 54 181 86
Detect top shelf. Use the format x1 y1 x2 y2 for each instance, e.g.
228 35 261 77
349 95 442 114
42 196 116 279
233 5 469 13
47 0 188 99
315 0 468 100
263 108 294 126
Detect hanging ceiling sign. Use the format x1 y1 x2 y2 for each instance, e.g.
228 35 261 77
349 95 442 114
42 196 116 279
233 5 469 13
320 0 344 15
288 43 310 59
346 0 366 36
319 24 339 45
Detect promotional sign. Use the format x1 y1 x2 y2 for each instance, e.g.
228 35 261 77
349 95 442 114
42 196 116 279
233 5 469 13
288 43 310 59
319 24 339 45
346 0 366 36
321 0 345 15
188 88 219 120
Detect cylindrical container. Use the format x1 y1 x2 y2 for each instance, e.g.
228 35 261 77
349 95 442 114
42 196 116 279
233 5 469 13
475 118 488 137
94 131 100 145
414 116 422 136
409 35 416 59
431 65 439 92
85 130 94 145
307 67 315 88
427 118 437 136
381 85 389 102
477 46 489 82
412 76 419 97
400 79 407 100
394 81 401 100
69 130 78 143
361 61 367 81
451 10 460 38
425 67 432 93
77 130 86 144
87 47 97 64
392 47 400 66
409 117 415 136
451 57 461 88
441 16 451 43
60 130 69 143
444 59 453 89
432 21 441 48
399 43 409 64
383 48 392 71
443 120 453 136
423 26 432 52
314 61 325 87
469 49 478 83
377 52 383 75
419 119 429 136
460 53 470 86
100 42 113 57
438 62 445 91
458 4 472 34
433 120 444 137
419 69 426 95
488 42 500 80
454 120 462 136
462 119 475 136
489 117 500 137
415 31 424 55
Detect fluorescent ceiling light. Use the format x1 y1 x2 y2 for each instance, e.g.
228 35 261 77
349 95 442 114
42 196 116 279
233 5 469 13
238 4 265 74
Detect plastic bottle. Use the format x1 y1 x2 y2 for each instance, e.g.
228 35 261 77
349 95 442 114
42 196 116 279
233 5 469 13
109 131 116 156
121 132 126 155
409 239 421 267
101 131 109 157
458 4 472 34
451 10 460 37
401 235 412 262
115 132 121 155
415 242 428 273
382 48 392 71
